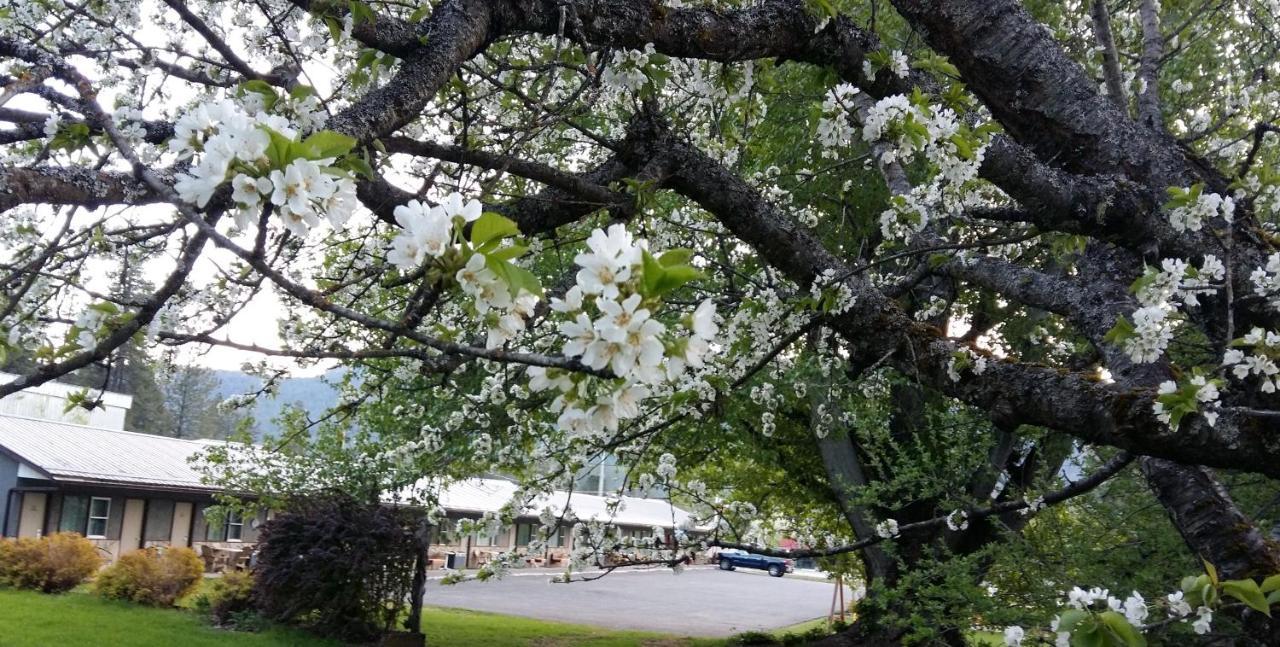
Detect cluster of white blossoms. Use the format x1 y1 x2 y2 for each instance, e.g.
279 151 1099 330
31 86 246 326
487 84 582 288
862 94 930 164
809 268 858 314
170 98 358 236
860 50 910 80
1002 625 1024 646
1165 592 1213 634
1121 256 1225 364
1249 252 1280 312
879 192 932 241
946 347 988 382
1136 256 1225 309
874 518 900 539
601 44 660 93
1020 495 1046 517
945 509 969 531
388 194 541 349
656 453 678 480
858 94 990 243
1122 306 1174 364
1155 375 1222 427
1165 188 1234 233
1048 588 1148 645
816 83 863 150
1223 327 1280 393
759 411 776 437
527 224 719 437
388 196 480 269
71 307 108 350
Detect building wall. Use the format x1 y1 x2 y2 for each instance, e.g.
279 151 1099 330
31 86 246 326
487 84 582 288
15 490 260 569
0 374 132 430
0 453 17 537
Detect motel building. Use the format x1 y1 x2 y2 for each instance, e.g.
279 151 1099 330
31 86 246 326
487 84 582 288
0 374 700 570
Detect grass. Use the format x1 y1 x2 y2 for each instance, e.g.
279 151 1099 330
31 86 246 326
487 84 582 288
0 587 750 647
0 587 337 647
420 607 725 646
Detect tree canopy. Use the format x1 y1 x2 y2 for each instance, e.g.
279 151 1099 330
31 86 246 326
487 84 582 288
3 0 1280 644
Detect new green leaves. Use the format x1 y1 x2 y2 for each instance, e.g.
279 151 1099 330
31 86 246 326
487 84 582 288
640 249 703 298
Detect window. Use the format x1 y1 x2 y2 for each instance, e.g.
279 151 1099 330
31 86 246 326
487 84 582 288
515 523 566 548
59 495 89 534
547 527 566 548
225 510 243 542
203 505 226 542
474 528 503 547
87 497 111 538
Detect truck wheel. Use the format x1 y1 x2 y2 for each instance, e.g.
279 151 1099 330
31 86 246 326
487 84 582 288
768 564 784 577
719 560 734 571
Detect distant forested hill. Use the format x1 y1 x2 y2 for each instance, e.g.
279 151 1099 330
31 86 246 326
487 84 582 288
210 368 343 439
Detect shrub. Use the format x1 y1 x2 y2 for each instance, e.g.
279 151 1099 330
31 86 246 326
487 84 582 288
728 630 780 645
0 532 103 593
95 547 204 606
194 570 257 625
254 493 426 642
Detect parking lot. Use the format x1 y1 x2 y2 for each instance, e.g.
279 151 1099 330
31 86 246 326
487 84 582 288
425 566 853 637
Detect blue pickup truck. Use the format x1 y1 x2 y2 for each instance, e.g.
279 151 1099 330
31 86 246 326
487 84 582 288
716 549 795 577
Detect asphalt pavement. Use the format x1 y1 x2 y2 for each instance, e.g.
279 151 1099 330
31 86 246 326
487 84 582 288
424 566 852 637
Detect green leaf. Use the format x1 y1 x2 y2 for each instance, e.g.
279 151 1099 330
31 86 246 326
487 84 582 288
1057 610 1090 634
1261 574 1280 594
300 130 357 159
1099 611 1147 647
348 0 375 25
337 155 376 180
1070 618 1104 647
236 80 279 111
263 127 296 168
505 263 543 297
49 123 91 151
1204 559 1220 587
658 248 695 267
482 255 542 298
409 4 432 22
1223 579 1271 616
486 245 529 262
653 265 703 296
323 15 343 42
1103 316 1135 344
470 212 521 246
641 250 664 297
289 85 317 101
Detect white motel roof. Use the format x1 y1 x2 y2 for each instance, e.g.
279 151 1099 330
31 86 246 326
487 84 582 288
0 413 221 492
400 477 705 531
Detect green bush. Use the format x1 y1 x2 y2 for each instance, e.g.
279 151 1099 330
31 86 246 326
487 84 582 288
0 532 103 593
95 547 204 606
194 570 256 625
728 630 779 645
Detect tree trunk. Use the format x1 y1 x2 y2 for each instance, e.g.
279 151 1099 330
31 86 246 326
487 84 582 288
1140 458 1280 579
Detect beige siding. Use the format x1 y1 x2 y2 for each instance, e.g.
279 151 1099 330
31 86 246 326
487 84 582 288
16 492 46 538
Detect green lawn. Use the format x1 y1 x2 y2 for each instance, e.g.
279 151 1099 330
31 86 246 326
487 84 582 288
421 607 723 646
0 588 337 647
0 587 758 646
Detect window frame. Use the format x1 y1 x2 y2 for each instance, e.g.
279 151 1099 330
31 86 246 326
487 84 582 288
474 527 502 547
86 497 111 539
225 509 244 542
